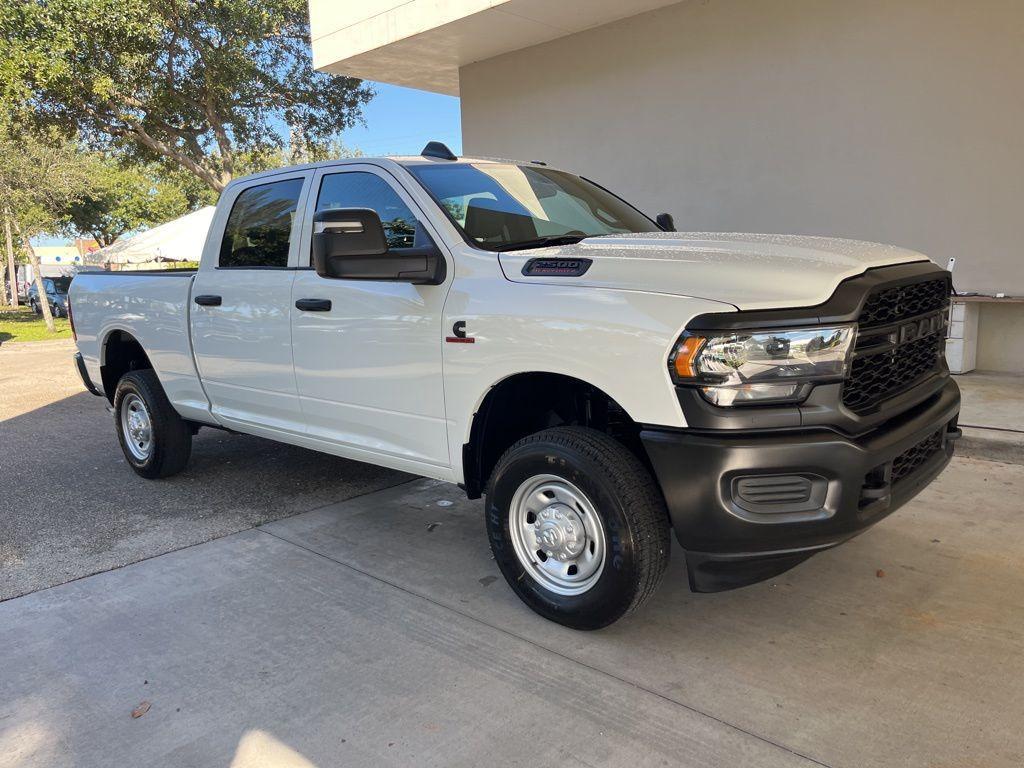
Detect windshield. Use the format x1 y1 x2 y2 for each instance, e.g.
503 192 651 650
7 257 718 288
408 163 656 251
51 277 72 293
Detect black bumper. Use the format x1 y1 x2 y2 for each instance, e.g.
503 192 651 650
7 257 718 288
642 379 961 592
74 353 104 397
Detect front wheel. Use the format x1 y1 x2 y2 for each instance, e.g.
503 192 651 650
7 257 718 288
114 369 192 479
485 426 671 630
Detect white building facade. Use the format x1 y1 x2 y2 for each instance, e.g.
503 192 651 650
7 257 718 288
309 0 1024 372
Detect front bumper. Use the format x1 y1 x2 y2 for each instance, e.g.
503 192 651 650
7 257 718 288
641 379 961 592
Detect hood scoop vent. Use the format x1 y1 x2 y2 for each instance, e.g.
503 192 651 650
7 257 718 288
521 257 592 277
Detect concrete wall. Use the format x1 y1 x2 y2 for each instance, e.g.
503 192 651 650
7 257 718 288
460 0 1024 299
977 304 1024 373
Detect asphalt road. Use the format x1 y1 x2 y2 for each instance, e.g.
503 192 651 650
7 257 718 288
0 340 409 601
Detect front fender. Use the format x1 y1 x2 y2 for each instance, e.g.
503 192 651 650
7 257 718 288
441 275 736 482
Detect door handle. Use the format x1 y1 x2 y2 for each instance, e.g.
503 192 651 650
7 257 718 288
295 298 332 312
194 295 222 307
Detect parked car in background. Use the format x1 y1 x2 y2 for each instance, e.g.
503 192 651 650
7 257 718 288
28 277 72 318
68 144 960 629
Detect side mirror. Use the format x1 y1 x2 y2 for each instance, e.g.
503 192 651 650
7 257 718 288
656 213 676 232
313 208 388 258
312 208 446 285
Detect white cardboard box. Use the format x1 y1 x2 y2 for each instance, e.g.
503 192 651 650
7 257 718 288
947 300 979 373
946 337 977 374
948 300 979 339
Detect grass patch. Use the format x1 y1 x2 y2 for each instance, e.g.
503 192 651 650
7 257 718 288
0 306 72 343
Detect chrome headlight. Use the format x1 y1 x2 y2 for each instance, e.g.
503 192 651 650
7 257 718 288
670 326 856 406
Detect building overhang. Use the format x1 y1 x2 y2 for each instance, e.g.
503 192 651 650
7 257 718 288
308 0 682 95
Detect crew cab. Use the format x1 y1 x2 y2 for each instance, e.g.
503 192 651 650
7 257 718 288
69 143 960 629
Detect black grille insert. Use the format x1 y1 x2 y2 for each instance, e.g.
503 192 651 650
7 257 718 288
891 429 944 484
842 277 950 414
858 279 949 329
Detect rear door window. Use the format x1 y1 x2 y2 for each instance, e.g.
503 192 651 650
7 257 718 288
219 179 304 268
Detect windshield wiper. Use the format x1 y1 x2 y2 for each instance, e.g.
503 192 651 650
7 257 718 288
497 235 587 252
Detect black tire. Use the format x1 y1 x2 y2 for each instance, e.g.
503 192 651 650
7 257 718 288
31 300 40 315
113 369 192 479
485 426 671 630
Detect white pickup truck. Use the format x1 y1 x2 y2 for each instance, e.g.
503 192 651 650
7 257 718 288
69 143 960 629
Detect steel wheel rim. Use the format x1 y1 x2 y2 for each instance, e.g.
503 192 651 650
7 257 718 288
508 474 607 596
121 394 154 461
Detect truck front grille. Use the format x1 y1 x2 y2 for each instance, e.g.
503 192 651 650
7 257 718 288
842 276 951 415
858 279 949 327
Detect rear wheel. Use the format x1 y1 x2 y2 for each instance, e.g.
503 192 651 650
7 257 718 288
114 370 192 479
485 426 671 630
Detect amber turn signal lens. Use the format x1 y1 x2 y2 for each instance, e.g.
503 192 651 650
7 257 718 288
673 336 706 379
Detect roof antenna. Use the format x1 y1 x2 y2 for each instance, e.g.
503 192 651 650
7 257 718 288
422 141 458 161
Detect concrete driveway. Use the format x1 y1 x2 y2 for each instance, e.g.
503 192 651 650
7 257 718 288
2 341 1023 767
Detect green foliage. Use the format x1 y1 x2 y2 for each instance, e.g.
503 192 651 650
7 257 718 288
234 137 364 176
0 123 212 250
64 155 203 246
1 0 373 191
0 124 88 330
0 124 92 239
158 165 220 211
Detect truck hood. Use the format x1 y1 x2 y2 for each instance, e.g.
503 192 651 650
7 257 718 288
498 232 931 311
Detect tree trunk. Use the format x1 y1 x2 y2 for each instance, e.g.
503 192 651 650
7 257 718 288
10 219 55 332
4 215 18 308
0 228 8 306
25 244 55 332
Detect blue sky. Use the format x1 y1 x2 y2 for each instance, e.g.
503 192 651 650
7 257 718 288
342 82 462 157
40 82 462 246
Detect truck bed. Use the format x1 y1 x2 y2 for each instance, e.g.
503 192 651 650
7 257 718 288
70 271 212 422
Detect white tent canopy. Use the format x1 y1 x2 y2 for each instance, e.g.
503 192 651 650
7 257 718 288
89 206 215 266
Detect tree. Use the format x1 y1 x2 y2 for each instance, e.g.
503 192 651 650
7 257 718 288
1 0 373 193
64 156 200 247
234 136 364 176
59 137 363 248
2 218 14 307
0 126 91 331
